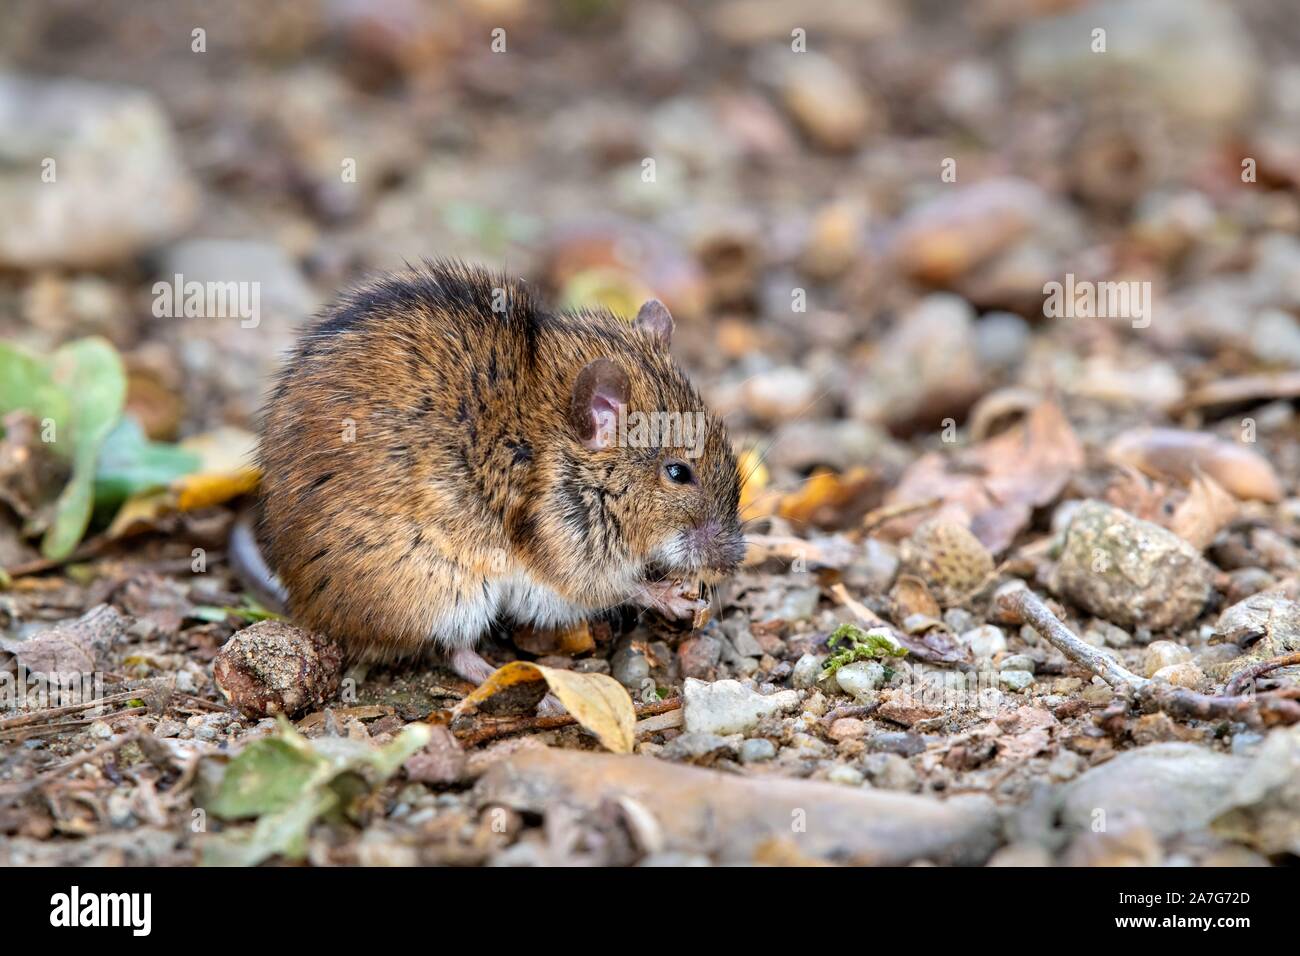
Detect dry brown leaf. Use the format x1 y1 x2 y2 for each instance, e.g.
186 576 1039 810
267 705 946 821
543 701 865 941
891 574 941 620
455 661 636 754
882 400 1083 553
741 532 857 569
513 622 596 656
1170 473 1239 550
1106 427 1282 503
777 466 875 529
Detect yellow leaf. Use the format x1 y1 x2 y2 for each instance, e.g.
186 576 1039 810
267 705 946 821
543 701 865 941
175 467 260 511
738 447 771 520
777 466 873 527
455 661 636 753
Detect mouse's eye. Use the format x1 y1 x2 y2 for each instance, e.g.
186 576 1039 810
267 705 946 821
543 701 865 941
664 461 695 485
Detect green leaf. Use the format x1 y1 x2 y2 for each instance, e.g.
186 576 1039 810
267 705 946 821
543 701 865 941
94 416 201 509
0 341 70 441
209 732 327 820
40 338 127 560
202 718 432 866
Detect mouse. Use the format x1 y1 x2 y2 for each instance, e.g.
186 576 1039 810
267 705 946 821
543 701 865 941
233 260 745 706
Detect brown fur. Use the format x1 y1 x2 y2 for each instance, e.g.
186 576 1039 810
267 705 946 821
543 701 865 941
256 261 742 661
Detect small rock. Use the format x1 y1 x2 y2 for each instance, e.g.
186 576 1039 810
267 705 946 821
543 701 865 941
88 720 113 739
1152 662 1205 690
833 661 887 701
740 366 819 422
827 764 865 786
0 74 198 267
152 719 184 739
1214 592 1300 655
739 738 777 763
1013 0 1258 127
791 653 825 689
863 752 919 791
682 678 801 736
999 670 1035 692
611 639 652 690
403 724 467 786
1051 501 1215 631
974 311 1030 371
827 717 868 741
867 732 927 757
771 51 872 151
663 732 737 764
1000 654 1036 674
1056 742 1250 838
677 635 723 680
772 586 821 621
1143 640 1193 677
963 625 1008 659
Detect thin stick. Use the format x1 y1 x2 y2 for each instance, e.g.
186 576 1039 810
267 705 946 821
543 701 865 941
452 696 682 747
1225 651 1300 697
993 581 1300 729
0 731 141 801
0 691 140 731
993 581 1147 689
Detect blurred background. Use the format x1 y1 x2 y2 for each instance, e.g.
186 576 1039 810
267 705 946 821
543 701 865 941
2 0 1299 533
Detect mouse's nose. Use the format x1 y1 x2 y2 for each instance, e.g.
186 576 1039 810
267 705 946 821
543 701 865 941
687 520 745 573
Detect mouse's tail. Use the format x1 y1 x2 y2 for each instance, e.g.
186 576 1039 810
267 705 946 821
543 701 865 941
229 510 289 615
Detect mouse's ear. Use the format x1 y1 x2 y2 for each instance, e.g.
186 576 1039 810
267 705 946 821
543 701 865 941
632 299 674 349
569 357 630 451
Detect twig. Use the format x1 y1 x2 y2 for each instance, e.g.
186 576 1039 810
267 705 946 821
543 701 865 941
451 696 682 747
993 581 1300 729
0 731 141 802
0 707 148 741
1225 651 1300 697
0 691 140 731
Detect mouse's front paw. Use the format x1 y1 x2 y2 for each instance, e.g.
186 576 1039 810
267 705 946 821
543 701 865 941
635 580 706 620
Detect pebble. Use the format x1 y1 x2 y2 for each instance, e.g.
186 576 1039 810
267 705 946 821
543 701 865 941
677 634 723 679
999 654 1036 674
863 753 919 791
1152 662 1205 689
1056 742 1251 839
962 625 1008 659
663 732 737 763
0 74 198 267
88 720 113 740
827 765 865 786
1051 501 1215 631
772 52 872 151
791 653 825 689
999 670 1035 692
1143 640 1193 677
611 639 652 690
682 678 801 736
773 587 821 622
152 719 184 739
833 660 887 701
867 732 927 757
741 366 819 422
974 311 1030 371
1012 0 1259 126
827 717 868 741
